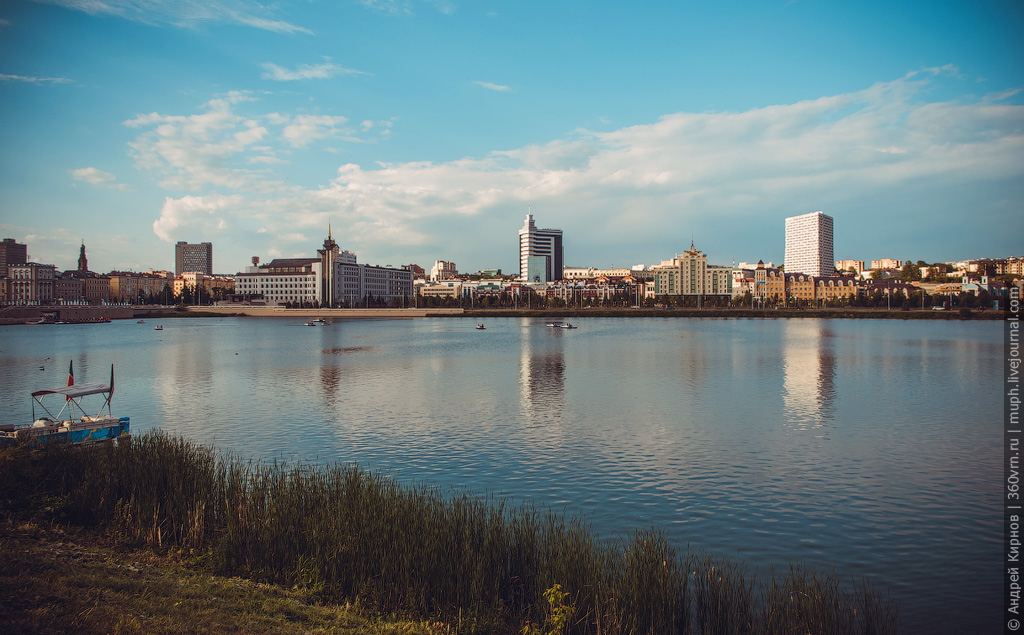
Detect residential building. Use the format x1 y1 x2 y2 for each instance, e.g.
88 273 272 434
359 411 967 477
651 243 732 299
54 276 83 304
1007 258 1024 276
836 260 865 274
175 241 213 276
785 211 834 276
430 260 458 281
9 262 56 305
0 238 27 268
108 271 174 303
870 258 902 270
518 210 563 282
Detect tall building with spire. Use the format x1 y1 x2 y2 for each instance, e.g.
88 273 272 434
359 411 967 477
518 208 563 283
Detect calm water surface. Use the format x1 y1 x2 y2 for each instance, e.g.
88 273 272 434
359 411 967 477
0 317 1001 633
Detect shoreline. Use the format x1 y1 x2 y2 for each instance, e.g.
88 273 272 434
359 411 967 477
144 305 999 321
0 304 1002 325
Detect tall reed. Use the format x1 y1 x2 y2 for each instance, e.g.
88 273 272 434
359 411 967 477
20 431 900 634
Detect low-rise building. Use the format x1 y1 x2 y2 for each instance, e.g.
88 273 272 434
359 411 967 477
871 258 903 270
109 271 174 303
234 259 323 306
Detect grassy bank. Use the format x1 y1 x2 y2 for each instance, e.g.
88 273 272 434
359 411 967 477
0 521 436 635
1 433 900 634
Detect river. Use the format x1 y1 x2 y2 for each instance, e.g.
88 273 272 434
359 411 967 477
0 316 1002 633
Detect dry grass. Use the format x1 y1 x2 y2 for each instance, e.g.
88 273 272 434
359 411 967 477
1 434 900 634
0 520 440 635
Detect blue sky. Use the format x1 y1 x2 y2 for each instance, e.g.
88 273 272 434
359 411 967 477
1 0 1022 275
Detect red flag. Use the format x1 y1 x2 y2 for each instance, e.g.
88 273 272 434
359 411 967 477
67 360 74 401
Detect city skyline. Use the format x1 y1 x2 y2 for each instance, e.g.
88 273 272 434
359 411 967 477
1 2 1022 274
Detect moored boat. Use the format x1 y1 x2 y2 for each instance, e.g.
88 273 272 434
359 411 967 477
0 363 129 447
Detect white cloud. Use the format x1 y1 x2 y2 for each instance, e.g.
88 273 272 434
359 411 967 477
39 0 313 34
71 167 130 190
474 81 512 92
261 62 366 81
0 73 72 85
125 96 369 191
281 115 353 148
141 71 1024 267
152 194 242 241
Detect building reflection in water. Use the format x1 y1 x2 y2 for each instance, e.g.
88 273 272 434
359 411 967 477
782 321 837 429
518 323 566 428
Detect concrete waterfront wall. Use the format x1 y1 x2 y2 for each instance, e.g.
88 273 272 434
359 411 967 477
0 305 135 324
182 306 465 319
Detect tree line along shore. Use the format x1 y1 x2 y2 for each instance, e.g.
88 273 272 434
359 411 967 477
1 432 900 634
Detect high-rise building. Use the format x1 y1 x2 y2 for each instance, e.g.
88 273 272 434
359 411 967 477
784 211 834 277
175 241 213 276
518 210 563 282
0 238 28 267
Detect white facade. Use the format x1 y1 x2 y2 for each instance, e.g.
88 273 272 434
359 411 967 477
235 259 322 305
784 211 834 277
518 212 563 282
9 262 56 305
332 262 413 307
430 260 458 281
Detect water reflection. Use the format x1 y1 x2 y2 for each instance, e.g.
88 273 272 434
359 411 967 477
782 321 836 429
518 323 566 427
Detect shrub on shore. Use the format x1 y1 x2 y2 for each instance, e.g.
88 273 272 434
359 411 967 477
6 432 899 634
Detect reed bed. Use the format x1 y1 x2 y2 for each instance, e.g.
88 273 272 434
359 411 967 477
15 431 900 634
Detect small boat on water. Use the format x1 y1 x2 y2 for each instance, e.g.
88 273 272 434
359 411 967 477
0 362 129 447
476 324 486 330
137 319 145 324
545 322 576 329
154 325 163 330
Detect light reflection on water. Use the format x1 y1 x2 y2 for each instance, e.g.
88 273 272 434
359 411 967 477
0 316 1002 634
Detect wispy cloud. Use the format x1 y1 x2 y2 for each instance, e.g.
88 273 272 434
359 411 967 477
71 167 130 191
474 81 512 92
261 61 366 81
1 73 72 85
38 0 312 34
123 93 372 192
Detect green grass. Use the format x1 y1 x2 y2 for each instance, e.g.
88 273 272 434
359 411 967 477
1 433 900 634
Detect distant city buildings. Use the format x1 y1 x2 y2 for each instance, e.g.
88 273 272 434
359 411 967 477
518 210 563 283
2 210 1022 309
785 211 834 277
430 260 458 281
0 238 28 269
175 241 213 276
235 228 412 307
650 242 732 299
